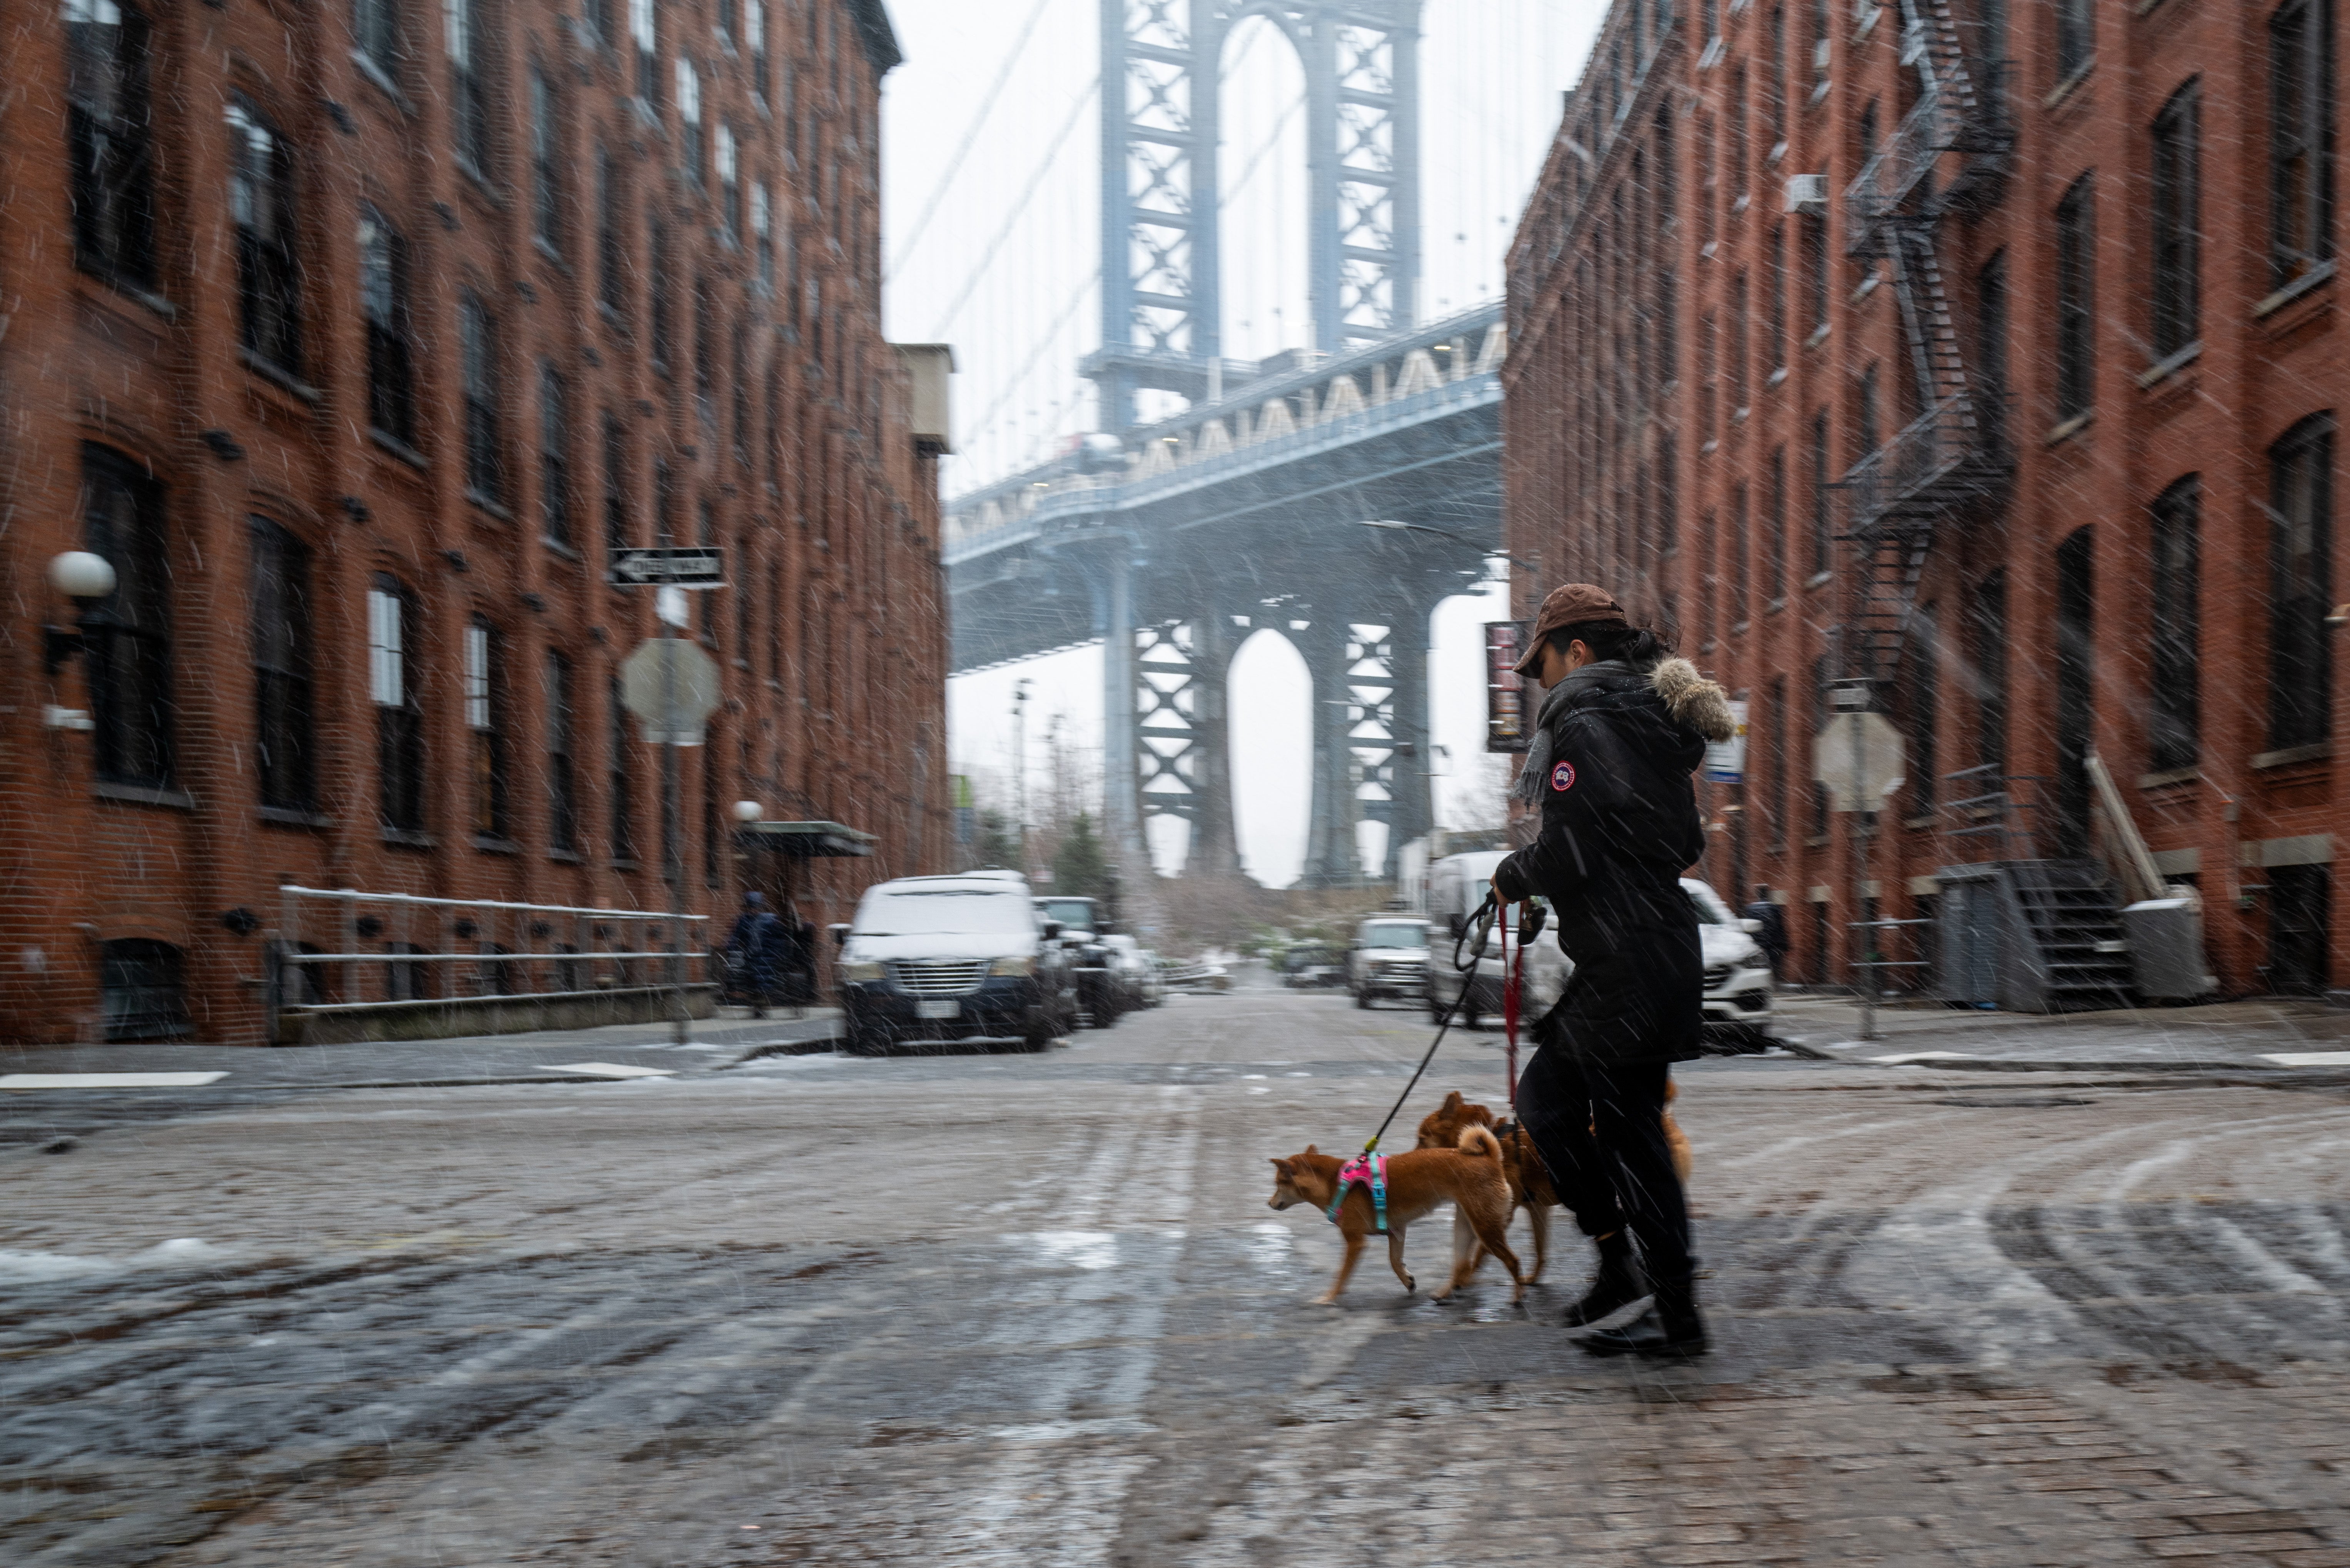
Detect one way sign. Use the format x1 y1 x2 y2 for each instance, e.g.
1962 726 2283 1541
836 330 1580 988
608 547 725 587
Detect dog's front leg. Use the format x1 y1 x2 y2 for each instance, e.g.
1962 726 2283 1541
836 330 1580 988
1526 1201 1551 1285
1316 1229 1366 1305
1386 1226 1417 1294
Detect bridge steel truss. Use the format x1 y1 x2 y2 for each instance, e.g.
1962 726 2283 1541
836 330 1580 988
948 309 1502 887
1087 0 1423 430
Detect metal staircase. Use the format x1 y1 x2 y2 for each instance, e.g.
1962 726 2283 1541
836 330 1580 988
1934 772 2135 1011
1836 0 2013 695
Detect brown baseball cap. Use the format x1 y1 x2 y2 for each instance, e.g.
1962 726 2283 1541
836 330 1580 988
1512 583 1631 675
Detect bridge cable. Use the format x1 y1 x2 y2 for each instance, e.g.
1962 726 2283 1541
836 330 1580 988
883 0 1059 284
924 74 1102 341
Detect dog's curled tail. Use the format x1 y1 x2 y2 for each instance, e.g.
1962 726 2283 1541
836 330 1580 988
1456 1125 1503 1162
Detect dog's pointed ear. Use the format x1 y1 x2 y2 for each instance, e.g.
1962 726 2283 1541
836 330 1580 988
1304 1143 1318 1156
1440 1089 1463 1112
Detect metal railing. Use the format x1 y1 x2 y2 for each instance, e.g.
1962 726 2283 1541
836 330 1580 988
272 885 707 1014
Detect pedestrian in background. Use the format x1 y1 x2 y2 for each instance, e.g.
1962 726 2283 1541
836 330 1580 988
1744 884 1792 976
1491 583 1736 1359
726 892 787 1019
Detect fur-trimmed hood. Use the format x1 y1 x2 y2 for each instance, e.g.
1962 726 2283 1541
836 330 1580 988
1649 657 1736 743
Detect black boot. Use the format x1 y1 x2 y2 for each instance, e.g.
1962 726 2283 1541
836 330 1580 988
1562 1231 1649 1327
1580 1277 1708 1359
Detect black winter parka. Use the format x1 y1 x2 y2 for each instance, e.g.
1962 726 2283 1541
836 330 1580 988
1492 657 1736 1066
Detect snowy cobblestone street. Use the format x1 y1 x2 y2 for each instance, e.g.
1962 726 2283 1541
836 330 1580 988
5 989 2349 1566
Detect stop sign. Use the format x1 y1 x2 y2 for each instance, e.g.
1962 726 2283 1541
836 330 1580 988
1811 711 1906 811
621 637 722 746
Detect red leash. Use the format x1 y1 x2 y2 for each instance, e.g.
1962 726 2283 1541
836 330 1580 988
1500 905 1521 1110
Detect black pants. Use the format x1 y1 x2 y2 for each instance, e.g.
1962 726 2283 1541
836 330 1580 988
1514 1046 1693 1286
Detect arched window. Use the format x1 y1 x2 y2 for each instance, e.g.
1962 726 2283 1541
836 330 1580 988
466 617 509 841
370 574 425 832
81 444 172 789
101 938 189 1039
65 0 155 288
460 291 502 503
2268 415 2336 749
2149 476 2200 770
226 94 301 374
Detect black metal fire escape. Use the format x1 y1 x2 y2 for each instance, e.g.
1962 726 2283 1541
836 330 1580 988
1836 0 2012 698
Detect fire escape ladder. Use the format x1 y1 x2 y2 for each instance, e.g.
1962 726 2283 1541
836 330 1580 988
1835 0 2011 699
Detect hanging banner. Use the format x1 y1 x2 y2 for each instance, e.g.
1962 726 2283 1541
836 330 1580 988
1484 622 1529 753
1702 699 1751 784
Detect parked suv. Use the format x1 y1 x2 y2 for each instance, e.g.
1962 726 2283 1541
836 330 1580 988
836 874 1075 1054
1686 878 1776 1048
1034 896 1125 1027
1347 917 1430 1008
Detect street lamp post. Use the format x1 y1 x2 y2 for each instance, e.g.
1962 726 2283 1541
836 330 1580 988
1012 679 1032 878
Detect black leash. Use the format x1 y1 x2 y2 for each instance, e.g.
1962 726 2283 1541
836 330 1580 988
1358 892 1502 1155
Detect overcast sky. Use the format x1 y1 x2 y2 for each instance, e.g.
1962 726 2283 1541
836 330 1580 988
879 0 1606 886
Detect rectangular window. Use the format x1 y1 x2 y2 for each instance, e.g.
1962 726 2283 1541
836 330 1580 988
1767 444 1787 601
1809 409 1831 576
531 66 560 252
632 0 659 105
466 619 508 839
678 56 703 185
582 0 611 48
371 575 425 831
694 278 716 428
548 652 579 851
227 97 302 375
1766 674 1788 851
1731 271 1750 413
747 0 768 100
1768 224 1787 377
649 219 673 370
2150 476 2200 770
539 362 570 547
731 323 750 465
752 181 774 294
596 148 623 319
716 120 739 242
2056 0 2092 82
102 939 190 1041
1731 484 1750 629
1976 249 2008 452
1969 572 2007 775
1907 605 1938 812
1768 4 1786 146
250 518 315 812
2055 175 2095 422
66 0 156 288
603 411 630 560
447 0 489 175
82 445 172 789
609 673 636 860
2270 0 2337 291
356 0 401 70
2151 82 2200 360
2269 416 2335 749
1802 217 1827 338
359 206 414 443
460 293 502 503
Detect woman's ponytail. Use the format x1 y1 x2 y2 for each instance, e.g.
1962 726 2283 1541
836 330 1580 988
1549 620 1672 671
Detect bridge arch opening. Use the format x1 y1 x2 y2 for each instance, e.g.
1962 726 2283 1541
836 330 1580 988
1218 15 1312 370
1227 626 1312 888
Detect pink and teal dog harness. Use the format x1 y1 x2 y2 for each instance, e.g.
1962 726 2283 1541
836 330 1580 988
1327 1153 1390 1232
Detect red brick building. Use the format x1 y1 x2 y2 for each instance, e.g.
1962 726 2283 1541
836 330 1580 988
2 0 950 1044
1506 0 2347 999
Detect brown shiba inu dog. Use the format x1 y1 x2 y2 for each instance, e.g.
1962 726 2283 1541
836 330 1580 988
1415 1085 1692 1284
1266 1128 1527 1306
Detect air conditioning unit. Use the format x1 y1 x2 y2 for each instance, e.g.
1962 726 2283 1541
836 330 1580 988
1784 174 1828 215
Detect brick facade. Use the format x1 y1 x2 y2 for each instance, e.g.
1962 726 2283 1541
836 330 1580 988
2 0 950 1044
1506 0 2349 998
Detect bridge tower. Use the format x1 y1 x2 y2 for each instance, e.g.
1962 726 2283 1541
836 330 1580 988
1083 0 1423 431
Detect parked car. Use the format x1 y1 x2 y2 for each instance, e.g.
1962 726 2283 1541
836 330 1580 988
835 874 1075 1054
1033 896 1124 1027
1101 934 1165 1009
1346 917 1431 1008
1422 852 1568 1026
1279 942 1349 989
1685 878 1776 1049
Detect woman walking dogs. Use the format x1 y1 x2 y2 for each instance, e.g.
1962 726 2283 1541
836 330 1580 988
1490 584 1735 1359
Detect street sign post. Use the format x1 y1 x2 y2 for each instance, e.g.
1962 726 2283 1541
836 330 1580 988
621 628 724 1044
1814 702 1905 1041
608 547 726 587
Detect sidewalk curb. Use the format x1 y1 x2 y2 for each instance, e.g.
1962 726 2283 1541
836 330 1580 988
724 1024 845 1068
1799 1048 2350 1086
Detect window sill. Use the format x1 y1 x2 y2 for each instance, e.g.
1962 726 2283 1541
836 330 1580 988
89 272 176 320
533 235 565 269
612 857 642 872
2255 260 2336 319
1804 325 1830 350
550 847 584 864
381 826 436 849
2253 742 2332 771
1809 78 1830 108
1766 365 1788 389
1806 570 1833 590
259 806 332 829
1766 596 1787 615
543 537 580 562
2138 766 2199 789
473 834 521 855
352 48 412 112
2045 411 2093 446
2136 341 2202 388
241 349 322 404
95 781 194 810
456 162 507 210
370 428 428 469
2044 62 2094 111
1805 834 1831 849
1903 814 1936 831
467 490 512 522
